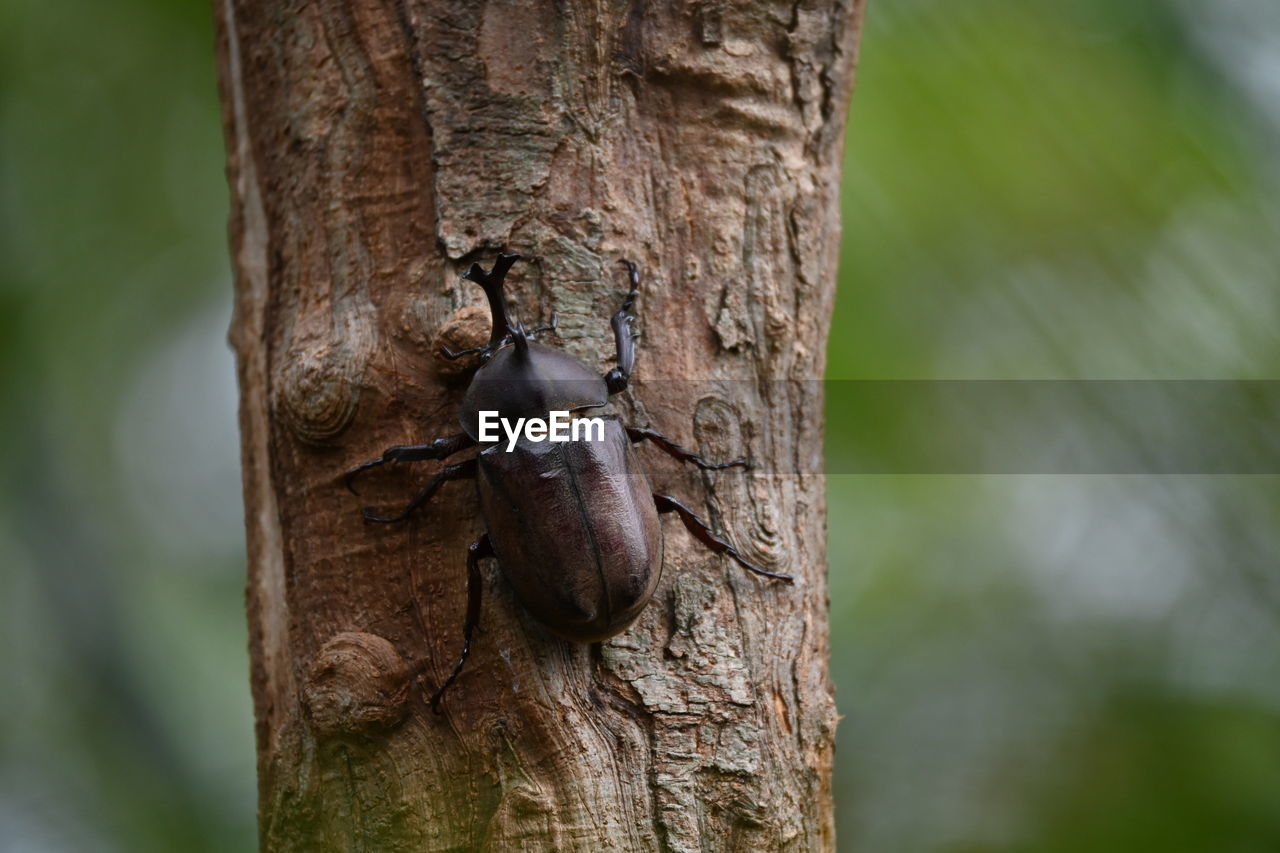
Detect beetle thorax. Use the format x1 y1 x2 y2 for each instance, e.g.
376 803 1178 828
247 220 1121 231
458 340 609 441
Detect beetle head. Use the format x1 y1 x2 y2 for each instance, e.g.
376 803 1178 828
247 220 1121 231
457 254 608 441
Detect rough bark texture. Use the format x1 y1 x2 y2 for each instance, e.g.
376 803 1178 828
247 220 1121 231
215 1 863 850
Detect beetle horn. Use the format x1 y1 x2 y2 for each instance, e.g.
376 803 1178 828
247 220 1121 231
510 319 530 355
462 252 522 346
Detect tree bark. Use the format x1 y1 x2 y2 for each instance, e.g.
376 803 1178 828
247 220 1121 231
215 1 863 850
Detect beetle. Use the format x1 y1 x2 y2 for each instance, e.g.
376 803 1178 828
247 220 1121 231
345 253 792 712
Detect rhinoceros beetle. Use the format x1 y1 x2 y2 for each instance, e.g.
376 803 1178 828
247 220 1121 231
345 253 791 712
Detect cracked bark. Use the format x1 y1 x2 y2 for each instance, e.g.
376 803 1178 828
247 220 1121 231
215 0 864 850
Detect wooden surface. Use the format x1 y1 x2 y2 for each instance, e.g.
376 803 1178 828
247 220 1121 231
215 1 863 848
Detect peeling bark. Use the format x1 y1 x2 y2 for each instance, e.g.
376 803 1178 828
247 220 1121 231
215 1 863 849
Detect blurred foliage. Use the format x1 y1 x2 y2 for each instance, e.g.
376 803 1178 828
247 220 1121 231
2 0 1278 851
1 0 252 851
827 1 1280 850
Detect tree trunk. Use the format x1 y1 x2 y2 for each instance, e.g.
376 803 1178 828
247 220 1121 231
215 1 863 849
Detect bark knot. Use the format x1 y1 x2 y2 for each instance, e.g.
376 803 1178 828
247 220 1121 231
432 303 492 382
303 632 410 738
279 340 365 445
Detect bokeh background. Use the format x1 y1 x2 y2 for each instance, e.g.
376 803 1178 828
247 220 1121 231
2 0 1278 850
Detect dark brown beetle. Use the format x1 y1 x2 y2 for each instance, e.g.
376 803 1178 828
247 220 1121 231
346 254 791 711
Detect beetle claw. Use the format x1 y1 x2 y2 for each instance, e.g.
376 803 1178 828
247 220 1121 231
728 549 794 583
361 507 402 524
441 343 486 361
443 331 520 362
696 455 748 471
723 541 793 582
344 461 381 494
528 312 558 337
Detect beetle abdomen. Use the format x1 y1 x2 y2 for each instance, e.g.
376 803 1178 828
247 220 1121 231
476 416 662 642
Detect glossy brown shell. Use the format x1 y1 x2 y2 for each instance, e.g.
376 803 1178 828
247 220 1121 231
476 416 662 642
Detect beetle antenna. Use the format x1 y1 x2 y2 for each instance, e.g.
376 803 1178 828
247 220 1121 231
462 252 521 346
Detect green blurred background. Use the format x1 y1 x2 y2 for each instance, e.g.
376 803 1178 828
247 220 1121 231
2 0 1278 850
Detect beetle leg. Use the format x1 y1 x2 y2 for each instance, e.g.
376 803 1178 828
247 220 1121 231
440 342 488 361
653 492 794 583
430 532 494 714
362 457 478 523
345 433 477 494
527 311 558 338
626 426 749 470
441 331 518 362
605 259 641 396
